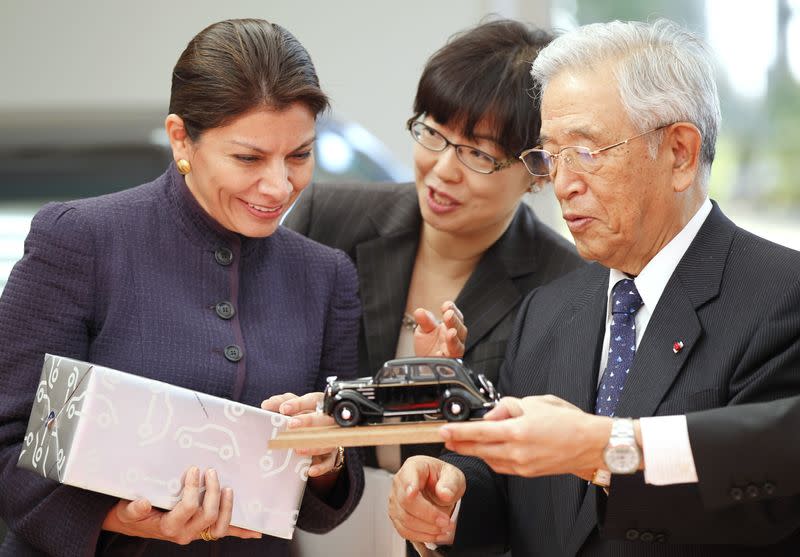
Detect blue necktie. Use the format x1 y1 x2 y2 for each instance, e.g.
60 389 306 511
595 279 643 417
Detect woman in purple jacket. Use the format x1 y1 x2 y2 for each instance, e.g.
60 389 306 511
0 19 365 557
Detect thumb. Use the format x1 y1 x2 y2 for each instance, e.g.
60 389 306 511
435 464 465 505
484 396 523 421
117 498 152 523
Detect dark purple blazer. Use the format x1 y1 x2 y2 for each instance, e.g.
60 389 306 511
0 166 364 556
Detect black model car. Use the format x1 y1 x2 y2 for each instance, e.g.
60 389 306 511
322 357 499 427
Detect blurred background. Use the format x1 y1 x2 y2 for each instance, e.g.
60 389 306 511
1 0 799 546
1 0 799 292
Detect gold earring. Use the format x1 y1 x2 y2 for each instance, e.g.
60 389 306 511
176 159 191 175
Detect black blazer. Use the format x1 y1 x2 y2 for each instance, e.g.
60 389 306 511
689 394 800 509
597 395 800 546
446 203 800 556
284 182 584 383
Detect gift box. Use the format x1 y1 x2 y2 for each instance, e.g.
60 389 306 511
17 354 310 539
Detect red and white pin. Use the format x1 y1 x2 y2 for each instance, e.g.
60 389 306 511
672 340 684 354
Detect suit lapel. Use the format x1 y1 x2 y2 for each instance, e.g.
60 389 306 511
543 266 608 552
459 206 542 352
356 185 421 373
457 251 520 353
548 265 609 412
615 203 734 418
614 289 701 418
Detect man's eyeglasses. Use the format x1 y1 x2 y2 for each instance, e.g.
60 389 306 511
518 124 673 178
408 120 518 175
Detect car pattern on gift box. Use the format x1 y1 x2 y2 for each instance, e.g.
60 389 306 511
322 357 499 427
174 424 240 461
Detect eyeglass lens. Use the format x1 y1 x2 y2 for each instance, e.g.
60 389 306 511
410 122 496 174
522 147 599 177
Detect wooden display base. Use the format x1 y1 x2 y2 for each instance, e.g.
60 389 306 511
268 421 447 450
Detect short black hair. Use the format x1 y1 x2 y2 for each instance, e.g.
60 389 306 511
410 19 554 157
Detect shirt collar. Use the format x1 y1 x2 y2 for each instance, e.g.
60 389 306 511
608 197 712 311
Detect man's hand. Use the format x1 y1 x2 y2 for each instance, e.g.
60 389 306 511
102 467 262 543
440 395 611 480
413 301 467 358
388 456 466 546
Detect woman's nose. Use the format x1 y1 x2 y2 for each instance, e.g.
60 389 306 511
431 145 462 183
257 163 293 200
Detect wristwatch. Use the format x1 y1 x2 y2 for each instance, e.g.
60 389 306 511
603 417 641 474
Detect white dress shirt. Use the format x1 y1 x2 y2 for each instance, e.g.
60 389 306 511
600 198 712 485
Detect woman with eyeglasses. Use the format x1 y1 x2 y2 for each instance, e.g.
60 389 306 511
281 17 586 557
286 18 583 403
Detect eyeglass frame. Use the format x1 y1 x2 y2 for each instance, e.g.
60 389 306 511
518 123 674 178
406 118 519 175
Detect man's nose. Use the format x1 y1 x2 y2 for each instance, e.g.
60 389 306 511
552 160 587 201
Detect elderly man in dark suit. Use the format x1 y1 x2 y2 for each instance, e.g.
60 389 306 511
388 18 800 556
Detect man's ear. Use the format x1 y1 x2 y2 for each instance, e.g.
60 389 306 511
165 114 192 162
667 122 702 193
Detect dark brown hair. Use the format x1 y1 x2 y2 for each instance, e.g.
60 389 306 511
169 18 328 140
411 19 554 157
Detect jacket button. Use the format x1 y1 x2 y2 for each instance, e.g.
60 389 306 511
746 484 760 499
763 482 776 496
224 344 243 362
215 247 234 266
640 531 654 543
625 529 639 541
729 487 744 501
215 301 235 320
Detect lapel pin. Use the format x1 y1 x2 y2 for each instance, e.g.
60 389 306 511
673 340 684 354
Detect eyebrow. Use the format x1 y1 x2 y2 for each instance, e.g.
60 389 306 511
228 137 316 153
539 126 602 146
473 133 500 144
426 120 500 149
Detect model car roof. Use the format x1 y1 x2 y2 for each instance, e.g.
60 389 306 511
382 357 465 367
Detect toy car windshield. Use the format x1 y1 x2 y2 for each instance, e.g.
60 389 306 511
322 357 499 427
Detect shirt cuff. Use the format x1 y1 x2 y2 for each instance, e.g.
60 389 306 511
423 499 461 550
640 415 699 485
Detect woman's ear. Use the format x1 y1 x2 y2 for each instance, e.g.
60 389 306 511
668 122 702 193
165 114 191 162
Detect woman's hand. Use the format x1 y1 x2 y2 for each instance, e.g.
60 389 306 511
413 301 467 359
101 467 262 543
261 392 343 479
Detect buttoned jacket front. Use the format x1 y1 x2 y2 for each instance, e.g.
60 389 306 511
0 166 363 557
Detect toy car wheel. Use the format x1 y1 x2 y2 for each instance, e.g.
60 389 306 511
442 395 470 422
333 400 361 427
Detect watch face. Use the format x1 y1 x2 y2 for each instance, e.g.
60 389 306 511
604 444 640 474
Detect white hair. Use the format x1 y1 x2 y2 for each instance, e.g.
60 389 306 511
531 19 721 186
